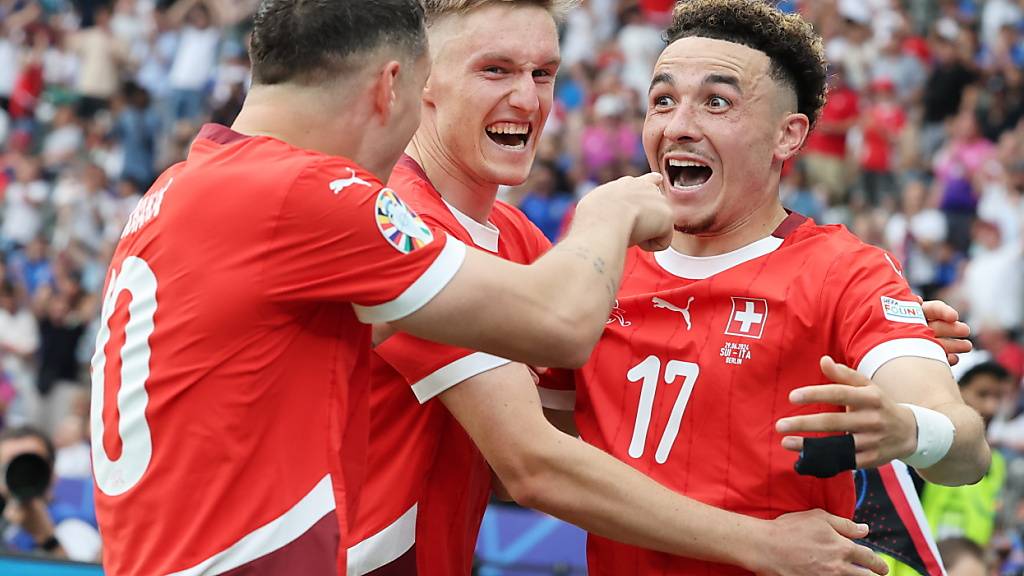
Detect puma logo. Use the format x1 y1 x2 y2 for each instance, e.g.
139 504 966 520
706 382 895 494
652 296 694 331
607 300 631 327
329 168 372 194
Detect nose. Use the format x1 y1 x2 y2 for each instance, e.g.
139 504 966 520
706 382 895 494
508 72 540 114
663 104 703 143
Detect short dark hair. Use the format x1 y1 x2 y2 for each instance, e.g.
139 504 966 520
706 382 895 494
0 426 56 467
937 537 984 570
250 0 428 86
959 361 1010 389
665 0 828 128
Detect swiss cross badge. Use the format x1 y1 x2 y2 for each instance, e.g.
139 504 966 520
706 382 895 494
724 297 768 339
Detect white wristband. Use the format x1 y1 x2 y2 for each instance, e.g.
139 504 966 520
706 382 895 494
899 403 955 469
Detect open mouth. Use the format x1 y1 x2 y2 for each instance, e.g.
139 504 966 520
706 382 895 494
485 122 531 151
665 158 713 189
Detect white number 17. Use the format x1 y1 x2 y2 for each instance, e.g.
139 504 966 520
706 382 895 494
627 355 700 464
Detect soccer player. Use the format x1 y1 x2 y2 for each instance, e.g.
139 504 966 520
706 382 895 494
347 1 969 576
538 1 992 574
88 0 676 574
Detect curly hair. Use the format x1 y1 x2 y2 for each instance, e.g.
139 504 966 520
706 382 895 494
665 0 827 128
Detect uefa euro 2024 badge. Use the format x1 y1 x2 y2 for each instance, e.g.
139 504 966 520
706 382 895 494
375 188 434 253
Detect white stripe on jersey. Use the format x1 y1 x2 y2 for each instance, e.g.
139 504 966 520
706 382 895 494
168 474 335 576
348 503 418 575
857 338 948 379
411 352 510 403
353 236 467 323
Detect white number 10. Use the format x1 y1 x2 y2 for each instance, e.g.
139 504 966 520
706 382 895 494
627 355 700 464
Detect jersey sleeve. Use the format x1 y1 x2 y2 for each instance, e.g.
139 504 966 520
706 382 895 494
263 157 466 323
823 244 948 378
537 368 576 410
374 334 510 403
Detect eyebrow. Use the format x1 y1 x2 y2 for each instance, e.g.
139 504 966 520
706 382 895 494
648 72 674 93
476 53 561 68
702 73 742 94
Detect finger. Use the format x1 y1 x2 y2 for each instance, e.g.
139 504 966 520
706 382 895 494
922 300 958 323
948 353 959 366
937 336 972 354
638 172 663 185
777 412 875 434
790 384 873 406
823 513 870 539
820 356 870 388
928 319 971 339
781 435 804 452
639 231 673 252
850 543 890 575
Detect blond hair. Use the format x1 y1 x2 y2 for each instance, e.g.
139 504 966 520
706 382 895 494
422 0 578 26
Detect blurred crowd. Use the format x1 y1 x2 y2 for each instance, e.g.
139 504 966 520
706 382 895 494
0 0 1023 572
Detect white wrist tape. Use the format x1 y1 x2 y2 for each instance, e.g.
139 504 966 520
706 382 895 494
899 403 955 469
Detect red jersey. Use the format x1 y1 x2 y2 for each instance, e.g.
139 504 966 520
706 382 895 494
557 214 948 575
346 156 551 575
90 127 466 576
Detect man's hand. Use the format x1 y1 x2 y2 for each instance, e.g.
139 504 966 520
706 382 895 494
776 356 917 469
921 300 971 365
750 510 888 576
3 496 56 543
576 173 673 251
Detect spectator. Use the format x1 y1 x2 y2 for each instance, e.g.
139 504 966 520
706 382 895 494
921 35 977 159
165 0 222 122
933 111 997 252
801 65 860 205
858 77 906 208
937 537 987 576
956 219 1022 333
518 161 575 242
111 81 160 188
884 179 949 298
0 154 48 251
0 425 100 561
67 5 132 119
32 275 87 436
0 281 40 429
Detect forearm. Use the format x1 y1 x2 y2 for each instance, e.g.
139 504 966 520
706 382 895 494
915 402 990 486
393 207 635 367
512 431 767 568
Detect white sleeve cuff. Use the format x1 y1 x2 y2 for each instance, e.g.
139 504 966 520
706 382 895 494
353 235 467 324
856 338 949 379
537 387 576 411
410 352 510 403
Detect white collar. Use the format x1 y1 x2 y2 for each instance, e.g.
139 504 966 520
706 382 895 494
443 200 500 253
653 235 784 279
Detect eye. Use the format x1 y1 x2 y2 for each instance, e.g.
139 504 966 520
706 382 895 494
708 95 731 110
652 94 675 108
483 66 507 75
533 69 555 82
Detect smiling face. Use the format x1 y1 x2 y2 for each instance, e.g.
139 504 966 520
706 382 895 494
421 3 559 187
643 36 808 235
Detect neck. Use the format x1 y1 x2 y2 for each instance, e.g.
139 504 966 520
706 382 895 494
231 84 385 178
407 133 498 224
670 192 789 257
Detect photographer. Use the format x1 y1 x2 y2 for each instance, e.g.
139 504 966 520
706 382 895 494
0 426 99 561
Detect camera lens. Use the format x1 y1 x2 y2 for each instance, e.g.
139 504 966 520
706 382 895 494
5 453 52 502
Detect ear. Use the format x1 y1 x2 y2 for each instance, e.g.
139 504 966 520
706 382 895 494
775 113 810 163
373 60 402 125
